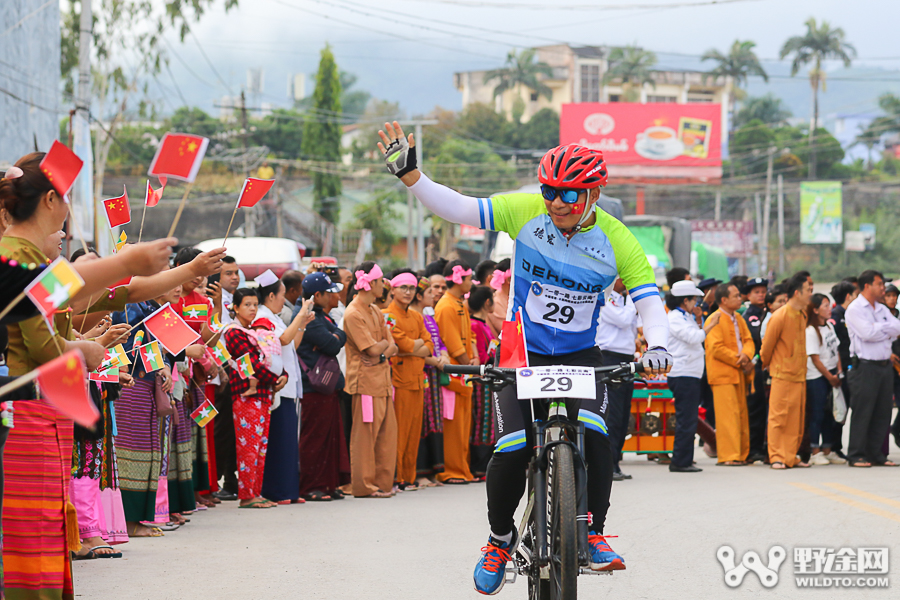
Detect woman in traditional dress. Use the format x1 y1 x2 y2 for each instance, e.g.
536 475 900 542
467 286 498 479
223 289 287 508
0 153 206 598
408 277 449 487
256 274 315 504
486 258 511 338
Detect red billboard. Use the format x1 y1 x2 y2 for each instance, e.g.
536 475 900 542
560 103 722 168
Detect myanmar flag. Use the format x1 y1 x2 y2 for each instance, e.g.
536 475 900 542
148 133 209 182
35 350 99 428
209 340 231 367
182 304 209 321
132 330 145 348
139 341 165 373
104 344 132 368
209 312 224 332
25 257 85 317
143 302 200 355
498 308 529 368
190 398 219 428
89 366 119 383
115 230 127 252
236 353 254 380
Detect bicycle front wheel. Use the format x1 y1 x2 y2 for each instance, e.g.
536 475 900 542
549 443 578 600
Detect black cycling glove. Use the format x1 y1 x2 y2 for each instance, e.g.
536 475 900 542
383 136 417 178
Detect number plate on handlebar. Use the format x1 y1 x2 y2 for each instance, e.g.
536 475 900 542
515 366 596 400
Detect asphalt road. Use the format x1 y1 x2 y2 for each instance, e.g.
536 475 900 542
75 438 899 600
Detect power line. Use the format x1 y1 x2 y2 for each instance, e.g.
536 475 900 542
189 28 234 94
395 0 760 10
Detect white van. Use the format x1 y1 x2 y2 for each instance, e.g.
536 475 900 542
195 237 304 279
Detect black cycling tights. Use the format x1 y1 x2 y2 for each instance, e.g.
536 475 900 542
485 347 614 537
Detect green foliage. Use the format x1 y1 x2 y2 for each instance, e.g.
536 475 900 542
508 108 560 151
350 186 404 260
484 49 554 105
603 46 657 102
734 94 792 128
730 119 775 175
793 128 845 178
428 138 517 196
167 107 221 137
805 207 900 281
302 46 344 224
295 70 370 123
702 40 768 95
249 109 305 158
454 103 511 146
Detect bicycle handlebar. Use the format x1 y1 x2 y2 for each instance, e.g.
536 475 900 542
443 362 645 378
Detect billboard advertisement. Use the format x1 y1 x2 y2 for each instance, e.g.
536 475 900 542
560 103 722 167
800 181 842 244
691 220 755 258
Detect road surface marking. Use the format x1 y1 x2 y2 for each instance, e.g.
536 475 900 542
789 482 900 525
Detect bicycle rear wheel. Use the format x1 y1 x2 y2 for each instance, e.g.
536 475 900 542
549 444 578 600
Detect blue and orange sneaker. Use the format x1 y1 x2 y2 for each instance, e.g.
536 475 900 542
588 532 625 571
473 531 517 595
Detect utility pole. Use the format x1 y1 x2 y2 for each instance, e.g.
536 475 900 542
401 119 438 270
73 0 98 253
761 146 776 277
714 189 721 222
754 192 762 275
777 174 785 275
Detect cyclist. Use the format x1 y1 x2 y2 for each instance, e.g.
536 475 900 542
377 123 673 595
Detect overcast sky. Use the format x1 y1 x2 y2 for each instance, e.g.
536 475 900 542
156 0 900 118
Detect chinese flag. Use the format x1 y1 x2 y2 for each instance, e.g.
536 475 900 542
40 140 84 197
498 308 529 368
142 302 201 355
103 186 131 227
36 350 100 428
148 133 209 182
236 177 275 208
145 176 167 207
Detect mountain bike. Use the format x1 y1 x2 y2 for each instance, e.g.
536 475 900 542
444 362 643 600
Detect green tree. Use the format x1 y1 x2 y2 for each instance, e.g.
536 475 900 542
730 119 776 175
428 138 517 197
484 49 553 122
856 93 900 167
249 109 305 158
350 186 403 261
780 17 856 178
794 127 845 178
302 46 344 224
734 94 792 128
508 108 560 150
167 107 222 137
454 103 512 148
602 45 657 102
702 40 768 120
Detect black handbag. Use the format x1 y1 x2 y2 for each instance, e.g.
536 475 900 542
299 354 341 395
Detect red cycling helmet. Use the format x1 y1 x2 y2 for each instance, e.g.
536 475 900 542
538 144 608 189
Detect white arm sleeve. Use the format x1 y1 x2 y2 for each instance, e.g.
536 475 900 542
407 173 484 228
634 294 669 350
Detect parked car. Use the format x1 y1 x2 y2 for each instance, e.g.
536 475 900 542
195 237 304 279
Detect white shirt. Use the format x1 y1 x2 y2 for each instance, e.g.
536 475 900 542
667 308 706 378
595 291 638 356
221 289 234 325
256 304 302 401
806 323 840 379
845 295 900 361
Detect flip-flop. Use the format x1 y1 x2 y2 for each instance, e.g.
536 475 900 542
303 490 332 502
89 545 123 559
366 490 392 498
128 525 164 538
770 462 786 470
873 461 899 467
849 461 871 467
443 478 469 485
72 549 97 561
238 500 273 509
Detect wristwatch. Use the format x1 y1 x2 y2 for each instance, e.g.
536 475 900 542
379 354 386 364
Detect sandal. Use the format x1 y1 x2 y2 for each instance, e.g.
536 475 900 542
238 500 274 509
442 478 469 485
88 544 122 559
72 549 97 560
128 524 164 537
366 490 392 498
770 462 787 470
794 461 811 468
873 460 899 467
849 460 872 468
329 489 346 500
303 490 333 502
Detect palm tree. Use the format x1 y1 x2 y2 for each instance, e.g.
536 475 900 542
483 49 553 122
602 45 657 102
780 17 856 178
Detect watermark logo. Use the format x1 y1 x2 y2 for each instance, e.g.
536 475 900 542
717 545 890 589
717 545 786 588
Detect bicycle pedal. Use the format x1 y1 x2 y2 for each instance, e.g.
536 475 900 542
579 568 614 576
504 567 517 584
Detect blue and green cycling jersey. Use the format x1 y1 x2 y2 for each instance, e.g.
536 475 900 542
477 192 656 356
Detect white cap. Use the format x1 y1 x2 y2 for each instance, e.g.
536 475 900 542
671 280 704 297
254 269 279 288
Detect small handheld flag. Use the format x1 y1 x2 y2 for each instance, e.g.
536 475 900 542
89 366 119 383
139 341 165 373
40 140 84 197
148 133 209 182
498 308 529 368
182 303 209 322
36 350 99 428
115 230 127 252
24 257 85 317
237 178 275 209
103 186 131 228
236 353 254 380
209 340 231 367
145 176 167 207
209 312 224 333
132 329 145 349
105 344 132 368
142 303 200 355
190 398 218 427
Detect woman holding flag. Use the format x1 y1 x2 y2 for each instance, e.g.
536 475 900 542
0 149 217 598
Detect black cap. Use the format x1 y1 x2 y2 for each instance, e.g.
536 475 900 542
741 277 768 295
697 278 722 291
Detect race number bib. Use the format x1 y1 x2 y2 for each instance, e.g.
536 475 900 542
524 281 598 333
516 366 596 400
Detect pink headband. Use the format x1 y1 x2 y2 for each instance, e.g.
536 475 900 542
390 272 418 288
449 265 472 285
490 269 511 290
354 264 383 291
